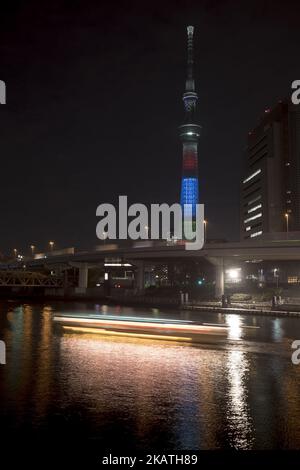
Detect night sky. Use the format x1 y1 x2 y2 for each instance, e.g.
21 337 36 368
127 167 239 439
0 0 300 255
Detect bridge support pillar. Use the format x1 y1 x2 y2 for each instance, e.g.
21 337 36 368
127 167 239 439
207 257 225 299
78 263 89 290
134 261 145 293
215 261 224 299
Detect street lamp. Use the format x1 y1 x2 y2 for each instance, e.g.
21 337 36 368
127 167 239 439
13 248 17 258
226 268 242 283
273 268 279 288
285 213 289 238
49 241 54 251
30 245 35 256
203 220 207 242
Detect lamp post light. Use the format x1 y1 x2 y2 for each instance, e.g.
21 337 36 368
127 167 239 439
13 248 17 259
49 241 54 251
273 268 279 289
203 220 207 243
30 245 35 257
226 268 242 283
285 213 289 238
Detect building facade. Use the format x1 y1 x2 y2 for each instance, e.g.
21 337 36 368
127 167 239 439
179 26 201 238
240 101 300 240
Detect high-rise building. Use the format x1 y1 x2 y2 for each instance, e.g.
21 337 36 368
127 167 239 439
179 26 201 238
240 101 300 240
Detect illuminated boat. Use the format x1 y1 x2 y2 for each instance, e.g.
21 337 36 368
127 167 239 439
53 314 228 343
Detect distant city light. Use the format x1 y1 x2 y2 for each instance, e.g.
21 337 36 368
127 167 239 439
226 268 242 282
104 263 131 267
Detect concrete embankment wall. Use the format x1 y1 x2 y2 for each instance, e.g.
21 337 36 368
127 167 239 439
184 304 300 318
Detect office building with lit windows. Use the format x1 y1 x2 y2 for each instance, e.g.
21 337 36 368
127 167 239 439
240 101 300 240
179 26 201 238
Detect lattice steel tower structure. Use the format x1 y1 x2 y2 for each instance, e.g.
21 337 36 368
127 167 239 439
179 26 201 237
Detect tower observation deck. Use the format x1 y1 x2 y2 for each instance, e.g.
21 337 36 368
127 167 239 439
179 26 201 238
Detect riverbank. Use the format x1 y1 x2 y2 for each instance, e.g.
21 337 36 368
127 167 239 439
2 292 300 318
184 303 300 317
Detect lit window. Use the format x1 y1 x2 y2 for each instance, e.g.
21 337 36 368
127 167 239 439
243 169 261 184
244 213 262 224
250 230 262 238
247 195 261 205
288 276 300 284
248 203 262 214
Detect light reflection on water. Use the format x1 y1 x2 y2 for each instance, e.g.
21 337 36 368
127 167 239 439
226 314 243 341
59 333 230 448
225 350 254 449
1 301 300 449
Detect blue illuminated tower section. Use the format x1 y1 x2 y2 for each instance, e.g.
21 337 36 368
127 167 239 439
179 26 201 238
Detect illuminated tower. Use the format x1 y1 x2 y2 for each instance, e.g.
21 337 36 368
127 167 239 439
179 26 201 238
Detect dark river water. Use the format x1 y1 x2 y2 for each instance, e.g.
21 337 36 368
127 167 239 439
1 301 300 450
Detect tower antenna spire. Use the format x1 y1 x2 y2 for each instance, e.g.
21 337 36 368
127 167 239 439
186 25 195 92
182 26 198 120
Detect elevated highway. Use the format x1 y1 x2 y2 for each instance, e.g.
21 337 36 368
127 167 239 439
1 239 300 297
